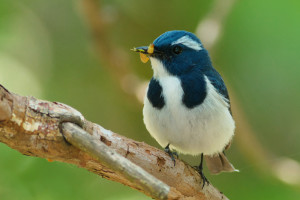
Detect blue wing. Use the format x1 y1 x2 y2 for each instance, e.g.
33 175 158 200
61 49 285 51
203 68 232 112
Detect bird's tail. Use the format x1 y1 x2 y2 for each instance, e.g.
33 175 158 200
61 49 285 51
204 152 239 174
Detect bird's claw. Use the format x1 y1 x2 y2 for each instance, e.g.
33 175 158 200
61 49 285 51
193 166 210 188
164 144 178 166
200 170 209 189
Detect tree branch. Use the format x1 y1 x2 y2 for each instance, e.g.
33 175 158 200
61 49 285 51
62 122 169 199
0 84 228 200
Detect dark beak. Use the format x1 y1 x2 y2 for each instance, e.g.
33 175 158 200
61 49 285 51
132 46 150 54
131 44 161 55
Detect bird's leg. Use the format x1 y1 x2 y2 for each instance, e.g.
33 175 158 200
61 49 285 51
164 143 178 166
195 153 210 188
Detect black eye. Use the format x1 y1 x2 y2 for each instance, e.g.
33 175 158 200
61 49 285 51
172 45 182 54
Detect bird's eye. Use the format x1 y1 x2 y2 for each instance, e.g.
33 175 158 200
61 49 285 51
172 46 182 55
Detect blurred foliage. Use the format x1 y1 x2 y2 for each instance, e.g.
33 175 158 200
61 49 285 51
0 0 300 199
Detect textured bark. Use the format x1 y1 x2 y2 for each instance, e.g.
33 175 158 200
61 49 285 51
0 84 228 200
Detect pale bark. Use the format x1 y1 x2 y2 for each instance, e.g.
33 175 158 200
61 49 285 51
0 84 228 200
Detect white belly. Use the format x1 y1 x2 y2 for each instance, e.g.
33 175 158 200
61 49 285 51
143 76 235 156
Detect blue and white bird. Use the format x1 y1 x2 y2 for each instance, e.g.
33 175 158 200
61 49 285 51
133 30 238 186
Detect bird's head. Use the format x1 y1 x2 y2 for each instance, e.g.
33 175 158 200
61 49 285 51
133 30 212 78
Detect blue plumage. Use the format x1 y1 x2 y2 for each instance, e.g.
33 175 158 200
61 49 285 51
180 67 207 108
147 78 165 109
150 30 230 109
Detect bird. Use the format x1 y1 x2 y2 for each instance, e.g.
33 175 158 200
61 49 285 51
132 30 238 187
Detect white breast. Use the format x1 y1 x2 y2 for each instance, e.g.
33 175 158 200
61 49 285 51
143 75 235 156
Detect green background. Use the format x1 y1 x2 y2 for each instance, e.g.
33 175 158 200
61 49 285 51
0 0 300 199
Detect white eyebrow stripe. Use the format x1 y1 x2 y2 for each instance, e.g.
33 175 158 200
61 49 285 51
171 35 202 51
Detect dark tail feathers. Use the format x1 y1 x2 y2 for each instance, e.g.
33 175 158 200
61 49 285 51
204 152 239 174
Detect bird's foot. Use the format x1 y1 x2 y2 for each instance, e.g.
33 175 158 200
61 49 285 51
193 165 210 188
199 169 210 189
164 144 178 166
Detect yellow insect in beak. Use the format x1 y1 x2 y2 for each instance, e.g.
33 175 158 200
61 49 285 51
140 53 149 63
132 44 155 63
147 43 154 54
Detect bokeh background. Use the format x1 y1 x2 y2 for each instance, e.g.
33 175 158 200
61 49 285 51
1 0 300 199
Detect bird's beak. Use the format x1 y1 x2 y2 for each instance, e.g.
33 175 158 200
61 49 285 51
132 44 155 54
131 44 157 63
